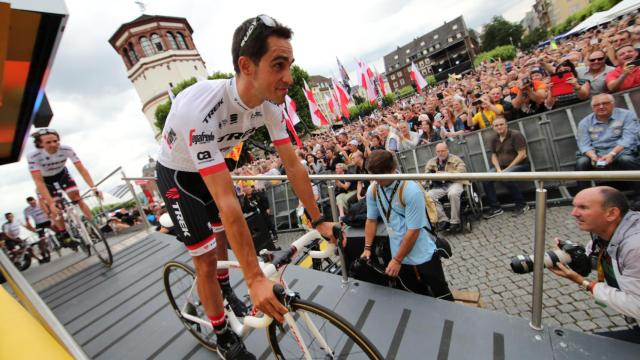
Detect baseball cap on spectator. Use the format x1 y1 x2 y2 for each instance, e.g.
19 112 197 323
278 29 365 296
529 67 544 75
348 140 359 146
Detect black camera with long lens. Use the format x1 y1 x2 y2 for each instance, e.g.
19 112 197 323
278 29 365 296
510 240 592 276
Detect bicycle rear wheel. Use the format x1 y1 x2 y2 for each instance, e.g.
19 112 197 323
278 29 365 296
67 219 90 256
163 261 217 352
267 299 383 359
84 220 113 266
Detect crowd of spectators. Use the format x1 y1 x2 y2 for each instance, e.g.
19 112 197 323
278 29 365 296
226 14 640 227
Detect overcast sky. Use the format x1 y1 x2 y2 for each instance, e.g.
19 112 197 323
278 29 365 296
0 0 535 222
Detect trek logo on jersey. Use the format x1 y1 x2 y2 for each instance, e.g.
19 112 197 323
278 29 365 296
202 98 224 123
229 113 238 125
189 129 215 146
197 151 212 160
217 127 257 142
164 128 177 149
171 203 191 237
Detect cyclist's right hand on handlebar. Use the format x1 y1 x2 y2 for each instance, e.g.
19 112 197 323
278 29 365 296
249 277 288 323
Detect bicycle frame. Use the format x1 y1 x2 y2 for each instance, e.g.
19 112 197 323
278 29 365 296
176 230 336 337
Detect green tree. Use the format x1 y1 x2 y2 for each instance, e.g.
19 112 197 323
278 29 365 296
473 45 517 66
551 0 622 35
481 16 523 52
521 27 548 51
352 94 366 105
426 75 436 86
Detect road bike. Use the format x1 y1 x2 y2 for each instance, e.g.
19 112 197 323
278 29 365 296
55 190 112 267
163 226 383 359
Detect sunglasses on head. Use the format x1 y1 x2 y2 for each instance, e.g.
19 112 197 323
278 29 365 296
32 128 58 138
240 14 276 49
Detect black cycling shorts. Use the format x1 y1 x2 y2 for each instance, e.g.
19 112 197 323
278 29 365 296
156 162 223 256
35 221 52 238
44 168 78 196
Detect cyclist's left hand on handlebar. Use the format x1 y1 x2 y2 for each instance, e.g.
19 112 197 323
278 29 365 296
249 277 288 323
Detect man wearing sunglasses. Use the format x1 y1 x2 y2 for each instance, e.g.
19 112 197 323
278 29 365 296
27 129 100 233
156 15 337 359
578 50 614 95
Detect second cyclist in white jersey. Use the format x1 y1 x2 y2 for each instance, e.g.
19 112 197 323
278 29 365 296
27 129 101 233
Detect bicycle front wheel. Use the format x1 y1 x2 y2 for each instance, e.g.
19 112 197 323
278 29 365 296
267 299 383 360
163 261 217 352
84 221 113 266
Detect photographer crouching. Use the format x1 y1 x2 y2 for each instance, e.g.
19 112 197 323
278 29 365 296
549 186 640 343
360 150 454 301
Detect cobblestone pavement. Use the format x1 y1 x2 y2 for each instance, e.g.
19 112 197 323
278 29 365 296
275 205 633 335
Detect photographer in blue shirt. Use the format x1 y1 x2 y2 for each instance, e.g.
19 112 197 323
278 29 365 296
361 150 453 300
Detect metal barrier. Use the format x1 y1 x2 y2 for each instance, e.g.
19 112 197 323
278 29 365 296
235 170 640 330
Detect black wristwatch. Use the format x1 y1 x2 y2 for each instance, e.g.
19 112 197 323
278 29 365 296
311 217 328 229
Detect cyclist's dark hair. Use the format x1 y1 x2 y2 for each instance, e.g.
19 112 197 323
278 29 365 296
366 150 396 174
5 212 12 219
599 186 629 216
231 15 293 74
26 196 35 202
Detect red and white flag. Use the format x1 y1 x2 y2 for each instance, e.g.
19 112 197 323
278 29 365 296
280 99 303 149
332 78 350 120
373 65 387 97
303 80 329 126
357 59 377 103
410 62 428 92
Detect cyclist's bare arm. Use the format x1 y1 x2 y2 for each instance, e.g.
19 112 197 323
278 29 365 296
73 161 97 189
276 142 337 243
202 169 288 322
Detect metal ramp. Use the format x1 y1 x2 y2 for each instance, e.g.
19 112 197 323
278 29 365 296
38 233 639 359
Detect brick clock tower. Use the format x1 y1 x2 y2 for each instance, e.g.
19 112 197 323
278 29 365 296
109 15 207 138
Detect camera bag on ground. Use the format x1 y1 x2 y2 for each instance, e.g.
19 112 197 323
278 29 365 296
372 180 452 259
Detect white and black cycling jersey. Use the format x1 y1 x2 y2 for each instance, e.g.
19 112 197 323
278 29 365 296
2 221 21 239
157 78 290 175
23 204 49 225
27 145 81 177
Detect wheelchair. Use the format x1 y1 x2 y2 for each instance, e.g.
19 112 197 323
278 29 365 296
426 181 483 234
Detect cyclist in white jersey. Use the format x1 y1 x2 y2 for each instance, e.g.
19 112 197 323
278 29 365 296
27 129 100 231
24 196 53 262
157 15 337 359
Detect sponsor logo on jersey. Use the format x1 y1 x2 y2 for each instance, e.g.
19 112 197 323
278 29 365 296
189 129 215 146
197 151 212 160
165 187 180 199
250 111 262 120
202 98 224 123
229 113 238 125
164 128 177 149
171 203 191 237
217 127 258 142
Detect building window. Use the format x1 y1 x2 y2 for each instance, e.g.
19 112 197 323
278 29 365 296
452 24 458 30
393 82 398 88
420 41 425 46
194 65 198 70
140 36 154 57
127 42 139 64
448 37 453 42
405 49 410 53
456 32 462 38
122 50 132 66
399 78 405 86
169 82 174 87
394 54 398 59
176 32 188 49
151 33 164 52
166 32 178 49
433 34 439 39
390 74 395 80
423 50 427 55
435 43 441 49
406 58 410 63
429 46 434 52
